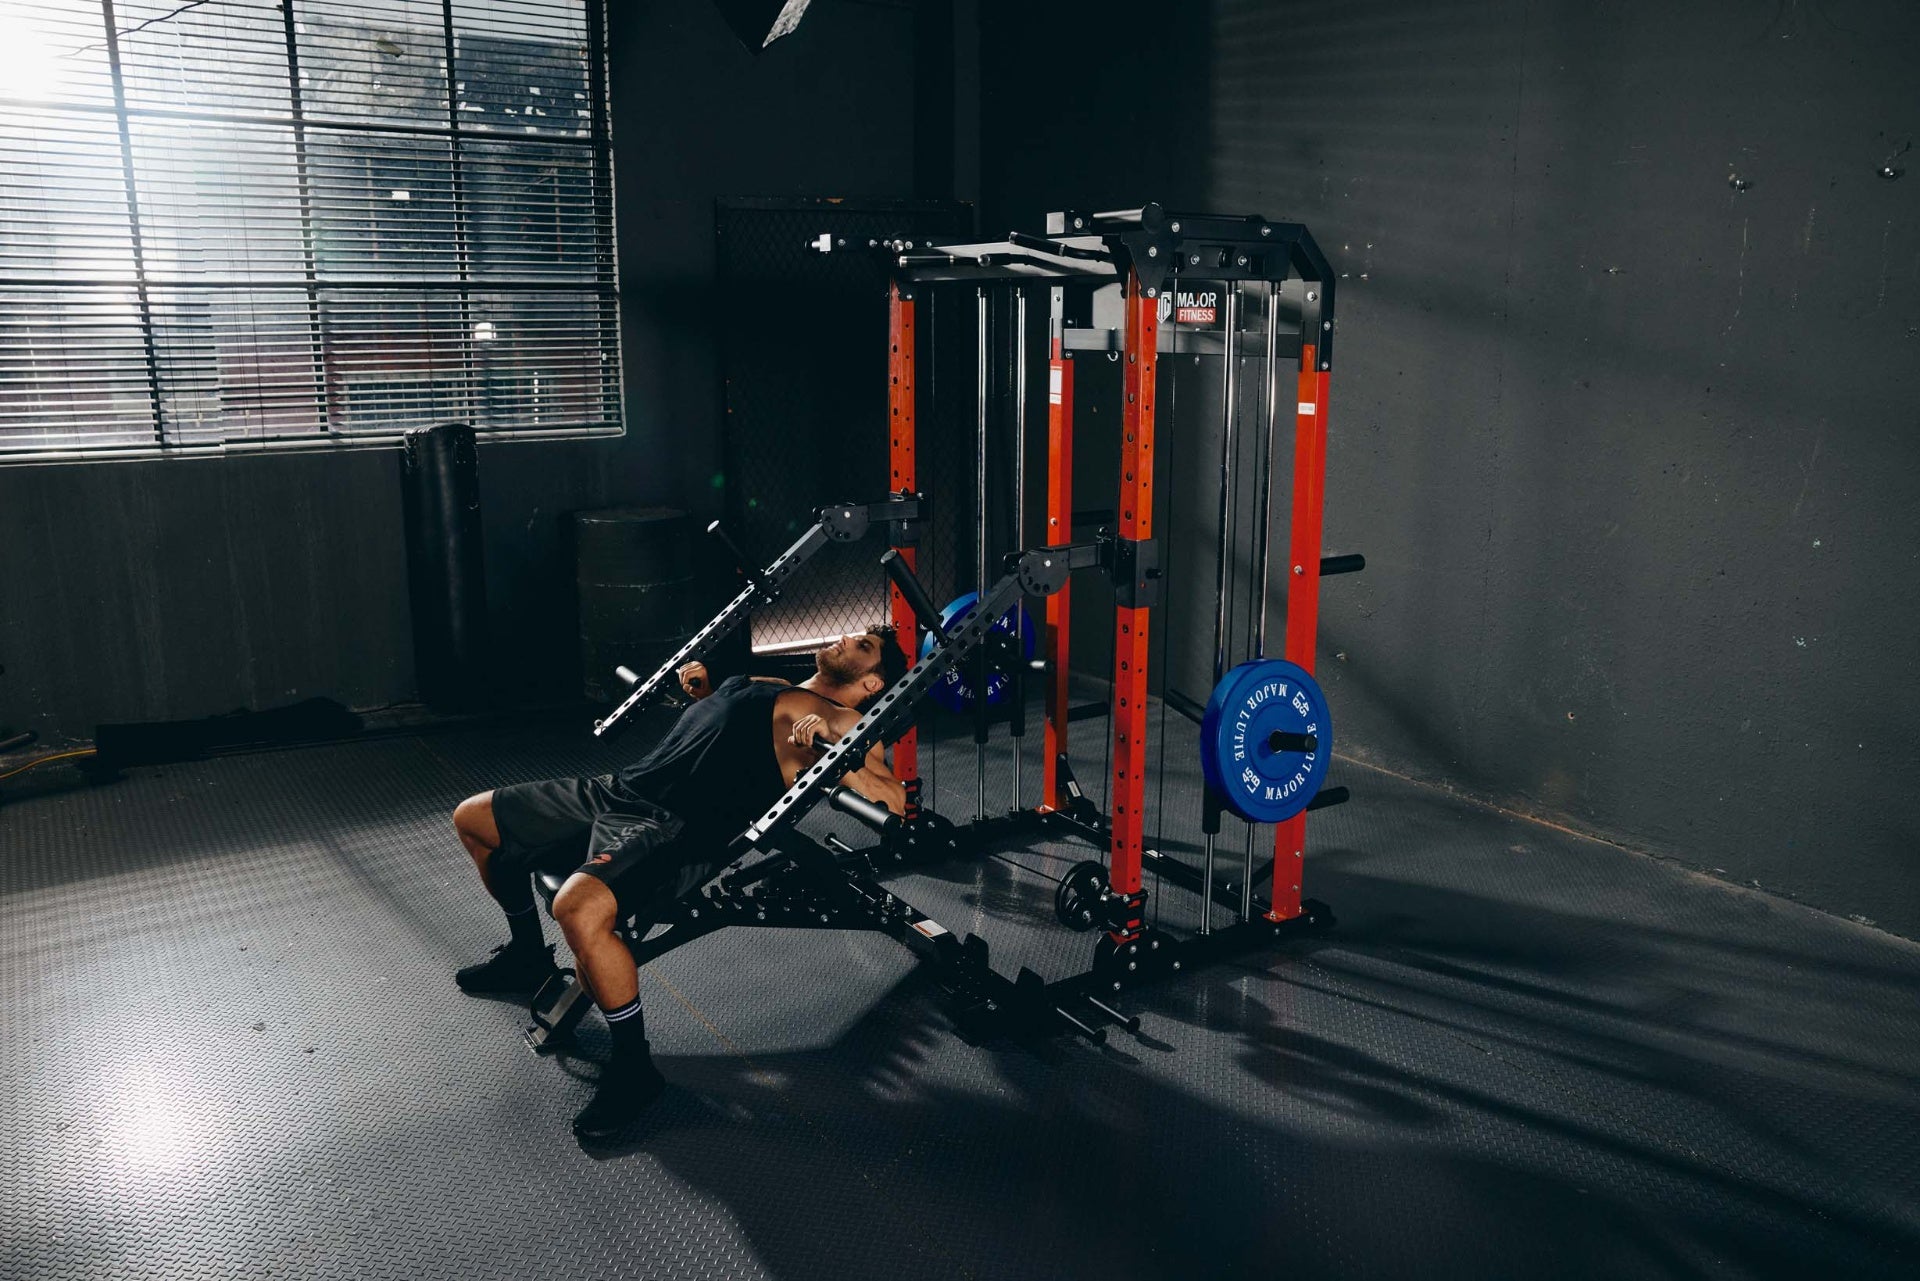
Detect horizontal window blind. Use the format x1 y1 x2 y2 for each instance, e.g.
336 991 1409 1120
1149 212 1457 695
0 0 621 463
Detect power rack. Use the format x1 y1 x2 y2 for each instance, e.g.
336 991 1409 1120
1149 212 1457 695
530 202 1358 1051
874 206 1352 981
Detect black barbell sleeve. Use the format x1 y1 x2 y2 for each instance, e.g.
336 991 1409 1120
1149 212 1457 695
829 786 900 836
1266 731 1319 754
879 549 950 644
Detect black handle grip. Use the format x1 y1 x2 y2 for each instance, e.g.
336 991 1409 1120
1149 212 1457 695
830 786 900 835
1319 554 1366 576
879 549 949 644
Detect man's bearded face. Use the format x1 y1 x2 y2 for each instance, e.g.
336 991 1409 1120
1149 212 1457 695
816 633 881 684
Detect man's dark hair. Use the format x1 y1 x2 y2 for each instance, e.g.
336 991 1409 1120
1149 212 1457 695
869 623 909 692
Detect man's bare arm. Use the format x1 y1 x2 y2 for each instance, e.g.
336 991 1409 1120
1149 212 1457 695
788 704 907 817
841 742 907 817
680 660 793 700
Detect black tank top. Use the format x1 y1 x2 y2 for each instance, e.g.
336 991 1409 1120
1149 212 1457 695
614 675 821 846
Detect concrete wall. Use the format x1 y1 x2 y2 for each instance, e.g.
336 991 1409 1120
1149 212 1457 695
0 1 918 742
982 0 1920 936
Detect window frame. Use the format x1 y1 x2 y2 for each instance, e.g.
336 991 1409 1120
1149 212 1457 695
0 0 623 466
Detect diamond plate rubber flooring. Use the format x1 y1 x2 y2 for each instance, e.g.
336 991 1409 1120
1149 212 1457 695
2 705 1917 1280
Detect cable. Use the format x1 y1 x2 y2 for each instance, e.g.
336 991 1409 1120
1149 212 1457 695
987 851 1066 886
926 289 939 817
1150 332 1181 933
0 748 98 782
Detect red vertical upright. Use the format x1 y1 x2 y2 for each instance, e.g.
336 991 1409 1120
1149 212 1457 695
1041 319 1075 812
886 282 920 814
1107 272 1158 918
1268 343 1330 921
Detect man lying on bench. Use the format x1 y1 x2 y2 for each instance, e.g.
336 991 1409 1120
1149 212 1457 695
449 628 909 1140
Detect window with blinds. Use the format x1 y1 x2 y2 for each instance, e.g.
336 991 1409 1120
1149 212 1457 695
0 0 621 463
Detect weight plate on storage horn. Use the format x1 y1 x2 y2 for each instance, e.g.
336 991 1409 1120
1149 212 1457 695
918 592 1037 712
1198 658 1332 823
1054 859 1108 932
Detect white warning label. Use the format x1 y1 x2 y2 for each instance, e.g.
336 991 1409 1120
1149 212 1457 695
910 919 949 940
1049 366 1063 405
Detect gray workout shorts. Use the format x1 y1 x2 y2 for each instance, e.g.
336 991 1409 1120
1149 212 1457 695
491 774 710 917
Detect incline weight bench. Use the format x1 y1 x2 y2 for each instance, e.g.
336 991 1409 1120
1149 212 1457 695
525 536 1119 1052
525 492 926 1050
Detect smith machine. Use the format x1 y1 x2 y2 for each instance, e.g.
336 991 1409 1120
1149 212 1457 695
527 204 1360 1051
872 202 1363 1013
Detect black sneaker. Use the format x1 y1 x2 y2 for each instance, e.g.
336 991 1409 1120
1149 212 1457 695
572 1050 668 1143
454 941 560 996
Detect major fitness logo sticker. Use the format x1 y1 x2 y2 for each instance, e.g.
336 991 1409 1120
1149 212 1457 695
1172 287 1220 326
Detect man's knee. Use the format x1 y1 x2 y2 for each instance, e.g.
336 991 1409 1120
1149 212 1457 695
454 791 498 846
552 874 617 936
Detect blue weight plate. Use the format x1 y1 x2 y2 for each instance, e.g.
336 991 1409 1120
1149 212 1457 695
918 592 1037 712
1198 658 1332 823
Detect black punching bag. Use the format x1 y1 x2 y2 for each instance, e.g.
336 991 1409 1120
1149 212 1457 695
400 423 489 712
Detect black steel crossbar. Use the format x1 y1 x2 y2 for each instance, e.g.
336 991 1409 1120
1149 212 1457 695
592 493 921 738
730 541 1100 855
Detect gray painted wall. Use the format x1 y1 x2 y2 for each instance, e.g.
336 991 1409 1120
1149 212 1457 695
983 0 1920 936
0 1 918 743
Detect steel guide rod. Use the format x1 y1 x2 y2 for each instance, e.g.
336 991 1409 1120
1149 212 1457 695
1041 285 1075 813
975 287 990 820
1253 285 1282 659
1243 283 1284 923
1198 284 1242 936
1012 288 1029 808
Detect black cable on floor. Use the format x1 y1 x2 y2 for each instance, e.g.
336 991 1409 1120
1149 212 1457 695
987 851 1066 886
